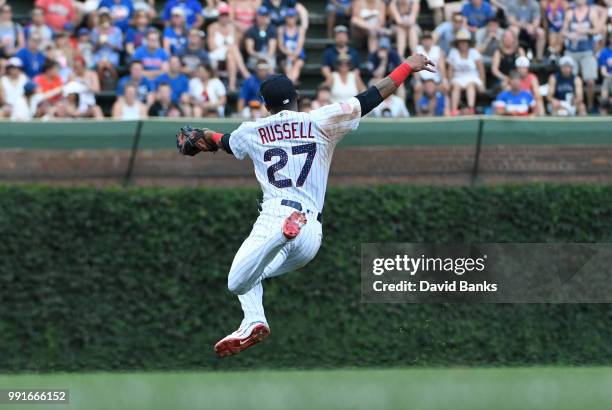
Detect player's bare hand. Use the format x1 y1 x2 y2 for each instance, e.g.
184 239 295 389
406 54 436 73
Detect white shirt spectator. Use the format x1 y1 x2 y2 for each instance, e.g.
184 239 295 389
1 73 27 106
447 47 484 88
189 76 227 116
372 95 410 118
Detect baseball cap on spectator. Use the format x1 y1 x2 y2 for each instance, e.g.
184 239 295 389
255 60 269 71
98 7 111 16
63 22 74 33
257 6 269 16
378 37 391 49
249 100 262 109
515 56 530 68
559 56 575 68
421 31 433 40
171 7 184 17
218 2 230 15
78 28 90 37
7 57 23 69
284 8 297 18
334 25 348 34
24 82 37 94
453 29 472 44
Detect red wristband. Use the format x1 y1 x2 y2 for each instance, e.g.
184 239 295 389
389 62 413 87
211 132 223 146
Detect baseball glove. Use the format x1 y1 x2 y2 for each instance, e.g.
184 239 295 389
176 126 219 156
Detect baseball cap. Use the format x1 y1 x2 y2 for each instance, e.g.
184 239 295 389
77 27 90 36
378 37 391 49
24 82 37 94
334 25 348 34
7 57 22 69
284 8 297 18
259 74 298 110
257 6 269 16
171 6 184 16
515 56 530 68
560 56 575 67
218 2 230 15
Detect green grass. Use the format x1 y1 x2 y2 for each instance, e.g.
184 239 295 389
1 367 612 410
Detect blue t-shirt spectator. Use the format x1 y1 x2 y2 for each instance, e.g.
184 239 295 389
176 46 209 73
462 0 495 29
125 26 149 50
156 72 189 103
240 75 264 104
245 24 277 53
117 75 155 102
368 49 402 76
598 46 612 75
16 47 45 78
99 0 134 31
322 46 360 70
163 26 188 54
493 90 535 115
133 46 170 71
418 92 446 116
162 0 202 28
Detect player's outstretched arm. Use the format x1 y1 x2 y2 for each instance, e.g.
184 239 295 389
355 54 436 116
176 126 232 156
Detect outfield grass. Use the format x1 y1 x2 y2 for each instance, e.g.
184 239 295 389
1 367 611 410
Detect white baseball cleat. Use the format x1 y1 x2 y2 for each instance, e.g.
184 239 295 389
214 320 270 358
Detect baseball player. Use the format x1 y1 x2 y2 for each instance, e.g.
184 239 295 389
176 54 434 358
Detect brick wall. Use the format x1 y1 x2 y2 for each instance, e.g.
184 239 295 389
1 145 612 187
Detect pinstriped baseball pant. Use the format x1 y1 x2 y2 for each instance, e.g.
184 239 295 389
227 199 323 324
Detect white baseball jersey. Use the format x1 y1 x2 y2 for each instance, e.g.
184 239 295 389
229 97 362 212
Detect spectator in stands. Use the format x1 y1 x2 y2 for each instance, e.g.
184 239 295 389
491 30 525 89
433 12 465 54
321 25 360 82
125 9 152 56
133 28 170 79
247 99 266 120
92 9 123 88
207 2 250 91
133 0 156 18
278 8 306 84
56 80 104 119
245 6 277 70
202 0 221 21
368 37 403 80
112 82 148 119
326 0 352 38
299 96 313 112
238 59 269 117
35 0 77 33
70 55 101 101
371 88 410 117
0 4 24 58
265 0 310 31
513 56 543 115
311 84 332 109
163 7 188 54
76 28 95 69
562 0 600 113
117 60 155 104
16 33 46 78
427 0 444 28
476 17 503 63
162 0 203 29
493 70 535 115
156 55 189 104
178 28 210 74
49 31 76 81
324 53 366 103
351 0 390 53
0 57 28 118
447 29 485 115
389 0 421 56
505 0 545 61
599 33 612 114
98 0 134 31
148 82 183 117
542 0 566 62
189 63 227 117
461 0 495 33
25 8 54 52
416 78 449 116
229 0 259 34
8 81 46 120
34 60 64 105
413 31 447 107
547 56 587 116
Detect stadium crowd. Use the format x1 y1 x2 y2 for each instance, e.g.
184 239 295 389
0 0 611 120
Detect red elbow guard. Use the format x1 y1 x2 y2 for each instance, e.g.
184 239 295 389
389 62 413 87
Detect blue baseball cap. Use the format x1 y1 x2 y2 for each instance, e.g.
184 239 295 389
257 6 269 15
24 82 37 94
77 27 90 36
284 8 297 17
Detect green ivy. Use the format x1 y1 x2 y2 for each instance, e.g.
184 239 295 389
1 185 612 372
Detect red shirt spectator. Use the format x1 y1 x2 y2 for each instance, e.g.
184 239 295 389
35 0 75 32
34 61 64 104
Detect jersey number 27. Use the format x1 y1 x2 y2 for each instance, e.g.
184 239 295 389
264 143 316 188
